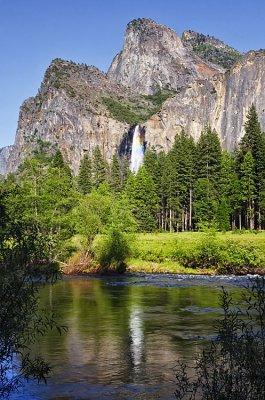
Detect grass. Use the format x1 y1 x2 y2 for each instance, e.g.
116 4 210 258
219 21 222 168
127 259 214 274
128 231 265 275
63 231 265 275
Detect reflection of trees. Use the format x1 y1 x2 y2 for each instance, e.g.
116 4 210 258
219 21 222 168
34 279 236 385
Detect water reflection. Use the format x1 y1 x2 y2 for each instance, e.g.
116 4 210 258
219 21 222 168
10 276 241 400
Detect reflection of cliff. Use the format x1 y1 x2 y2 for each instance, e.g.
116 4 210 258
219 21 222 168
32 279 225 397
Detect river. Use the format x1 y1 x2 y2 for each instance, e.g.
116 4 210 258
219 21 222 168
11 274 249 400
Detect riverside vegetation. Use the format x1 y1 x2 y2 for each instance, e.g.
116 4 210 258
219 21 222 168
175 277 265 400
1 105 265 275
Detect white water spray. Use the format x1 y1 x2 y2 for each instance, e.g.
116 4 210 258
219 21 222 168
130 125 145 173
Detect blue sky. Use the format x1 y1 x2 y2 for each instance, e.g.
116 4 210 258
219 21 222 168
0 0 265 147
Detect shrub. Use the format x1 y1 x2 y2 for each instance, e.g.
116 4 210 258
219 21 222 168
92 227 131 273
176 233 221 269
176 233 265 273
175 277 265 400
217 241 263 274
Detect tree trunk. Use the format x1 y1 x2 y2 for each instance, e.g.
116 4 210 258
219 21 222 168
258 207 261 230
169 209 173 233
189 188 192 231
182 209 185 231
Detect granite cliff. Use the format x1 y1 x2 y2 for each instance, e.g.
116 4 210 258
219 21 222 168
1 18 265 174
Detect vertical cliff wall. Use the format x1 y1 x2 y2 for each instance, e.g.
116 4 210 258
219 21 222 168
2 19 265 174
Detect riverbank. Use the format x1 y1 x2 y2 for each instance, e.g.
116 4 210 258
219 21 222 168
63 231 265 276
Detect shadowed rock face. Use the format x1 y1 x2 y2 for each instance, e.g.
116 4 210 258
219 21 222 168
0 146 13 175
3 19 265 174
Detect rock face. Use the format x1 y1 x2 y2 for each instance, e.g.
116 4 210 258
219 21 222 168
3 18 265 174
107 18 222 95
0 146 13 175
7 59 131 174
182 30 242 69
144 50 265 151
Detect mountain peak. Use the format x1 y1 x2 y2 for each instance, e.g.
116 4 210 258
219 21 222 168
108 18 221 94
126 18 172 32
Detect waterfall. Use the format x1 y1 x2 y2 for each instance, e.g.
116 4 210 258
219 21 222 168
130 125 145 173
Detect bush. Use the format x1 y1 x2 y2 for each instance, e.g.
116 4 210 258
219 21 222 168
175 277 265 400
176 233 265 273
92 227 131 273
177 234 221 269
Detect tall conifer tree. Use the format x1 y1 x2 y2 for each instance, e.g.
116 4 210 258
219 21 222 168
92 146 108 188
237 105 265 228
125 166 158 232
77 153 92 194
196 126 222 188
109 154 122 192
240 151 255 229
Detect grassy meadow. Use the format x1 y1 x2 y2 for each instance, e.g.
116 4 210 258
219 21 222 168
65 231 265 275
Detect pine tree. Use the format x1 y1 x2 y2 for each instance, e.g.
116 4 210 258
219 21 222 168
109 154 122 192
120 157 131 188
237 105 265 228
194 178 218 229
92 146 108 188
196 126 222 189
170 130 196 230
216 197 231 231
144 147 160 187
240 151 255 229
166 148 181 232
125 166 158 232
52 149 72 177
219 152 241 229
156 151 170 231
77 153 92 194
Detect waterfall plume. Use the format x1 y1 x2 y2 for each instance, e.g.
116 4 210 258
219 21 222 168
130 125 145 173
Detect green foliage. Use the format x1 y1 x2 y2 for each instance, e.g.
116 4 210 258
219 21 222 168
236 105 265 228
196 126 222 188
182 32 242 69
92 227 131 273
102 97 145 125
143 88 175 110
73 183 113 243
175 278 265 399
129 231 265 274
73 184 137 245
191 41 241 69
194 178 218 228
109 154 122 192
92 146 108 188
177 233 264 273
102 89 174 124
4 152 76 261
125 166 158 231
77 153 92 194
0 180 64 397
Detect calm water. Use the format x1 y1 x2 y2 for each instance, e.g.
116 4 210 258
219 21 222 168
11 274 247 400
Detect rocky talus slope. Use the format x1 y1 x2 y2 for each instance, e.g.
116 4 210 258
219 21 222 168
1 18 265 174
